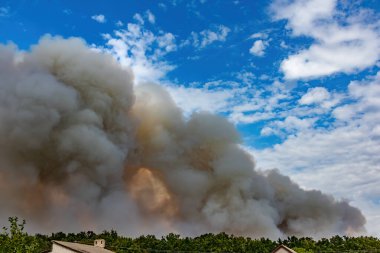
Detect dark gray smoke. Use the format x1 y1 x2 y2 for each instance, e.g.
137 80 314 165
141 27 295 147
0 36 365 238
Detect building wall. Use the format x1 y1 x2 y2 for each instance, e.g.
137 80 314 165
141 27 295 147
50 243 76 253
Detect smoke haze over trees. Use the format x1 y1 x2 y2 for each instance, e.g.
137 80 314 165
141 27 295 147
1 217 380 253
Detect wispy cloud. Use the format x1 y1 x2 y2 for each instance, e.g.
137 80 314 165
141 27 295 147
101 19 176 84
146 10 155 24
249 32 268 40
186 25 231 49
62 9 72 15
133 13 144 24
0 6 10 17
91 14 106 23
115 20 124 27
133 10 156 25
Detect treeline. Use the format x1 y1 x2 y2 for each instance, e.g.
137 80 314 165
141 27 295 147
1 217 380 253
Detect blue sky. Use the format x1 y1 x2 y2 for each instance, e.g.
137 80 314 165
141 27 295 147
1 0 379 236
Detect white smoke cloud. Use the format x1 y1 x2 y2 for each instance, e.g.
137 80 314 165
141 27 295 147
0 36 366 238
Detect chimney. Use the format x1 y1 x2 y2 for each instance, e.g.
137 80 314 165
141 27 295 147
94 239 105 248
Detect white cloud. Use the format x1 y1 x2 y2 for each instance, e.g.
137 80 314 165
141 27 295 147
251 72 380 236
164 79 250 116
260 126 275 136
166 85 233 115
235 71 255 85
271 0 380 79
162 79 275 120
189 25 231 49
229 80 292 124
162 77 281 119
146 10 155 24
133 13 144 24
230 111 275 124
249 40 268 56
91 14 106 23
101 21 177 84
280 41 288 49
299 87 330 105
158 3 167 10
271 0 336 36
204 80 239 89
115 20 124 27
333 73 380 122
133 10 156 26
156 33 176 53
250 32 268 39
298 87 343 111
261 116 316 137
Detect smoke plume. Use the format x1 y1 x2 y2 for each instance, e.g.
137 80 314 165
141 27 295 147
0 36 365 238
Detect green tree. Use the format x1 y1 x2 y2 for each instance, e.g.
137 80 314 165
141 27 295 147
0 217 43 253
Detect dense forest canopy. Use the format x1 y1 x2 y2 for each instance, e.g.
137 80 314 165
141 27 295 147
1 218 380 253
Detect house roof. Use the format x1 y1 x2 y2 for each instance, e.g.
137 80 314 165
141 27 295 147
271 244 298 253
52 241 115 253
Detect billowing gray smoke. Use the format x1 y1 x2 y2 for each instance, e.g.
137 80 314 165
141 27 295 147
0 36 365 238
